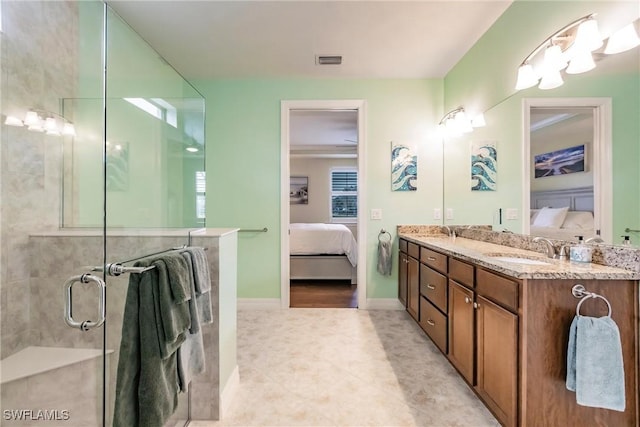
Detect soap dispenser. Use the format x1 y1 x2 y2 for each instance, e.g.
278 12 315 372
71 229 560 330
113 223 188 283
570 235 592 263
622 235 631 246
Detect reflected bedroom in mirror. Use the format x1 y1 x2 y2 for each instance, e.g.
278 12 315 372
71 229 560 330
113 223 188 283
528 106 600 242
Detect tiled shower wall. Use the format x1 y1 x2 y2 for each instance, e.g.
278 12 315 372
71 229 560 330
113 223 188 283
0 0 79 358
24 232 223 424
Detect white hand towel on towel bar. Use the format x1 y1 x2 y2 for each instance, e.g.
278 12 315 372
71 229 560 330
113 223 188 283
566 314 625 412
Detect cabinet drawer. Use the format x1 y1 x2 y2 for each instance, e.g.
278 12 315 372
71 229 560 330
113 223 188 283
420 264 447 313
449 258 474 288
476 269 518 312
420 248 447 273
408 242 420 259
420 297 447 353
399 239 408 253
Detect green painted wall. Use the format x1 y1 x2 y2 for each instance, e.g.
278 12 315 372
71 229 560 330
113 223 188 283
192 79 444 299
444 0 640 241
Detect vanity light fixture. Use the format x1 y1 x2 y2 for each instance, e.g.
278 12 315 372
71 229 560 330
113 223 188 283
4 109 76 136
437 107 485 138
516 15 640 91
515 14 602 91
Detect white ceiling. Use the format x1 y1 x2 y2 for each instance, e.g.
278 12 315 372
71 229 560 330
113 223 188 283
106 0 513 80
290 110 358 156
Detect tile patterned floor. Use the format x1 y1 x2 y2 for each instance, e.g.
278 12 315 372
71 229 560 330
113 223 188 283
191 308 499 427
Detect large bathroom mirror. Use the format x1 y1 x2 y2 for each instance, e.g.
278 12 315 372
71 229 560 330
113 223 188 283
444 49 639 247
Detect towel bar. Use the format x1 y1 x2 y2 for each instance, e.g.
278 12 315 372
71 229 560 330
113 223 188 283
572 284 612 317
378 229 392 242
88 245 207 276
239 227 268 233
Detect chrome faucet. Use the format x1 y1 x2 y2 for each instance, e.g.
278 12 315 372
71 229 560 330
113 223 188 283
585 236 604 243
533 236 556 258
441 225 455 237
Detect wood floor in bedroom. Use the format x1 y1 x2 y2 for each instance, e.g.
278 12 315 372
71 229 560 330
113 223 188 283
289 279 357 308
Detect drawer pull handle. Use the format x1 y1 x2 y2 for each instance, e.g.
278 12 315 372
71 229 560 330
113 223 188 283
464 297 471 304
426 319 435 326
474 302 480 309
427 284 436 290
427 256 437 261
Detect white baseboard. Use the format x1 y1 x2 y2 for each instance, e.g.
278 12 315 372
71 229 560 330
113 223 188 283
219 365 239 419
237 298 402 310
365 298 405 310
237 298 281 310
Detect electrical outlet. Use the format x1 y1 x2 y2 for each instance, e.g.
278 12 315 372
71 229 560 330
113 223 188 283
370 208 382 220
446 208 454 220
506 208 518 220
433 208 442 220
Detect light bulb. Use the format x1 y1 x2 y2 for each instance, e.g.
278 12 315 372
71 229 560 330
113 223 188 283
605 23 640 54
4 116 23 126
543 44 567 71
566 49 596 74
538 68 564 90
24 111 41 127
515 63 539 90
574 18 602 52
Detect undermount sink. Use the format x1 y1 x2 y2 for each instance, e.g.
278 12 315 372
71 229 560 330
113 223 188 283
485 253 551 265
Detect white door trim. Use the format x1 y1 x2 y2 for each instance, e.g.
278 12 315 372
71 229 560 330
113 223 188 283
280 100 367 309
522 97 612 242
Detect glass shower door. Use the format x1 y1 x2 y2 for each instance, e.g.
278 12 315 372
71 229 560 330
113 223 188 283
0 1 108 426
102 5 206 427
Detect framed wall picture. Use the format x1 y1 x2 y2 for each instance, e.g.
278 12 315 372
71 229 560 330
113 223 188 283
534 144 585 178
471 140 497 191
391 142 417 191
290 176 308 204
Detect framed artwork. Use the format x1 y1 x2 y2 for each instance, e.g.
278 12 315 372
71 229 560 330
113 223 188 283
471 140 497 191
534 144 585 178
391 142 417 191
290 176 308 204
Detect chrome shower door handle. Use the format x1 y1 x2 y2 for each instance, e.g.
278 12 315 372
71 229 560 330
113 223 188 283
64 274 106 331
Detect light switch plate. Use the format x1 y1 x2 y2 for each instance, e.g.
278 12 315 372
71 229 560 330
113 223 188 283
506 208 518 220
446 208 454 220
370 208 382 220
433 208 442 220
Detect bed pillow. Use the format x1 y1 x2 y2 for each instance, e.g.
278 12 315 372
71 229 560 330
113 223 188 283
560 211 594 229
532 206 569 228
530 209 541 225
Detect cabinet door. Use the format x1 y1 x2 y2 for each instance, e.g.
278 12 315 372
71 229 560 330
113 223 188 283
476 295 518 427
448 280 474 384
398 252 408 307
407 256 420 320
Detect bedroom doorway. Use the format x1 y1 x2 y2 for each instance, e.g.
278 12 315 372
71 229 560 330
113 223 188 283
280 100 367 309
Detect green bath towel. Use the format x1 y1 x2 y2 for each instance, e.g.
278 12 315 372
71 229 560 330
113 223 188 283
114 252 192 427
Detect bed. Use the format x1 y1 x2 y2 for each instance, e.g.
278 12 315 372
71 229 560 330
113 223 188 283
289 223 357 283
530 187 596 241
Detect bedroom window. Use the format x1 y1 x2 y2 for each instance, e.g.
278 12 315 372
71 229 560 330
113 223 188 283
330 168 358 222
196 171 206 220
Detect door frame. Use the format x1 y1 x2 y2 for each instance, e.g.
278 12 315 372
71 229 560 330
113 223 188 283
280 99 367 309
522 97 612 242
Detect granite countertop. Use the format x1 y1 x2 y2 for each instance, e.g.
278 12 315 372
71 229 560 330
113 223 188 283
399 233 640 280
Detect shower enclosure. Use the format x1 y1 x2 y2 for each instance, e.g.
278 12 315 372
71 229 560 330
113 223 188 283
0 1 205 425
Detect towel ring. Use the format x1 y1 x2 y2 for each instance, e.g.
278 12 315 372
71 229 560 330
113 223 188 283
378 229 392 243
576 294 612 317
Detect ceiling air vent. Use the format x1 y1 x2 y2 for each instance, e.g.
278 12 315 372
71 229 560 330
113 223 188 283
316 55 342 65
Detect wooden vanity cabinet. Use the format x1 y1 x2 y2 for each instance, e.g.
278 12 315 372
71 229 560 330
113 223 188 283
398 251 408 307
398 239 420 320
476 294 518 427
448 279 475 383
399 238 639 427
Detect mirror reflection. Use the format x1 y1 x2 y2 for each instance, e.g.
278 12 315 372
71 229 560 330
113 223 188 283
527 107 599 242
